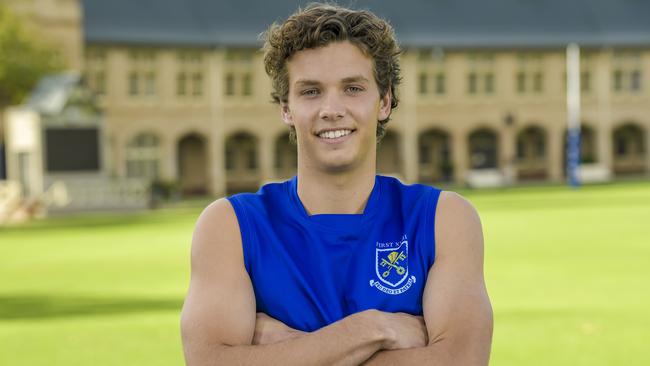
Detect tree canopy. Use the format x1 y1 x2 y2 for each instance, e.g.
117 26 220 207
0 4 63 108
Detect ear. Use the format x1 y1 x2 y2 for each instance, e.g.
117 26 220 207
280 103 293 126
378 88 392 121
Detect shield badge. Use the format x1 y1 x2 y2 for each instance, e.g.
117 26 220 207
375 237 409 287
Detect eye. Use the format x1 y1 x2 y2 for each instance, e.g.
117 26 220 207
301 88 320 96
345 85 365 93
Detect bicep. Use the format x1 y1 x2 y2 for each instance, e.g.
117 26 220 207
181 199 256 362
422 191 493 362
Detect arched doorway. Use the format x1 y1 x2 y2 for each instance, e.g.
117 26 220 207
612 123 647 176
274 132 297 180
177 133 208 195
377 130 403 177
225 131 260 193
418 128 452 183
468 128 499 170
516 126 547 181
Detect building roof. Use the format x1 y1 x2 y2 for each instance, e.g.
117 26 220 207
82 0 650 49
25 72 100 122
25 73 82 116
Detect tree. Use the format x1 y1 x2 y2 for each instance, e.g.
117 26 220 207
0 3 63 109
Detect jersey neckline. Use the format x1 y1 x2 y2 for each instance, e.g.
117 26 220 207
286 175 382 233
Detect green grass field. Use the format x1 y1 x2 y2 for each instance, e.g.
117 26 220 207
1 181 649 365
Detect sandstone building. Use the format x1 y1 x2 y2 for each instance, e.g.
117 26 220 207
5 0 650 197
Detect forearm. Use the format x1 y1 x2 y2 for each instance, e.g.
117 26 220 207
362 337 491 366
361 346 444 365
185 310 386 366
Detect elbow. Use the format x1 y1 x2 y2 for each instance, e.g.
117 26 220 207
180 313 250 366
426 314 493 365
182 337 232 366
468 301 494 364
179 306 195 350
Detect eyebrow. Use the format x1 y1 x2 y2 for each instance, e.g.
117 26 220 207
341 75 370 84
294 79 322 87
293 75 370 88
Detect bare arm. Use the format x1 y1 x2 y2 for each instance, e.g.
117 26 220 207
180 198 426 366
362 191 494 365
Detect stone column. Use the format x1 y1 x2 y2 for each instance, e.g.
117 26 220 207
597 123 612 174
161 135 177 182
402 124 418 183
208 50 226 197
548 126 563 182
501 119 517 185
113 130 126 177
451 129 468 185
595 49 613 175
399 52 419 183
259 133 275 183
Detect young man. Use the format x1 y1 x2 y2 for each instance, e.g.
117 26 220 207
181 3 493 365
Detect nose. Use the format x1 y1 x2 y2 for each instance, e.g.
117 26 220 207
318 91 345 121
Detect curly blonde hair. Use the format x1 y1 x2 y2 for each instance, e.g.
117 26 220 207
261 2 402 142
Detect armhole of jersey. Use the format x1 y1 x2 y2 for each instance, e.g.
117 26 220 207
425 188 442 268
226 196 255 275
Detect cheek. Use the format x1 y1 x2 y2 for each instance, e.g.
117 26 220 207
289 104 314 123
353 102 380 126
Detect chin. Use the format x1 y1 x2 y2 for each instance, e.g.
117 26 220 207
321 161 356 174
318 154 364 173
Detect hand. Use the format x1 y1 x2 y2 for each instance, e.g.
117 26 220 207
377 312 428 350
252 312 307 345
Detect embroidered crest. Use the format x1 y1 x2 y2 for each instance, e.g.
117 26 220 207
370 235 416 295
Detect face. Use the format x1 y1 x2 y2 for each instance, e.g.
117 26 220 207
281 41 391 174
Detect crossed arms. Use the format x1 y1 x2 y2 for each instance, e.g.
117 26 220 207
180 191 493 365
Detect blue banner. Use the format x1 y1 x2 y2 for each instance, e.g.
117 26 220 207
566 128 581 187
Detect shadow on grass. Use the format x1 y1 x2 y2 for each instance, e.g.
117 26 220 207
0 209 202 236
0 294 183 320
0 198 220 233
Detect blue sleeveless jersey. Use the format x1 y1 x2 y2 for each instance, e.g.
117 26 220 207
227 175 442 332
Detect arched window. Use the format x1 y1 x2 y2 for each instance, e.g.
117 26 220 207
125 133 160 179
613 124 645 158
225 131 260 193
516 126 548 181
612 123 647 175
468 128 498 169
516 126 546 161
377 130 403 176
274 132 297 179
178 133 208 195
418 128 452 183
225 132 258 172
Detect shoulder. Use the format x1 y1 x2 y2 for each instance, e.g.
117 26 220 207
436 191 481 224
196 197 239 232
191 198 243 268
228 179 292 212
434 191 484 261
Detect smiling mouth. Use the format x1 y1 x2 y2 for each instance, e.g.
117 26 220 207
316 129 355 140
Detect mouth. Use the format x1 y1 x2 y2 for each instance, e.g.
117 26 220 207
315 128 356 142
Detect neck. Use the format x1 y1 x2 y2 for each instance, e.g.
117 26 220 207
296 163 376 215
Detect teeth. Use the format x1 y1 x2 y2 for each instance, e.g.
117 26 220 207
319 130 352 139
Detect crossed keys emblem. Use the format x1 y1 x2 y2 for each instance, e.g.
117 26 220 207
380 251 406 278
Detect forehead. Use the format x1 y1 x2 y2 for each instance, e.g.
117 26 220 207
287 41 374 84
